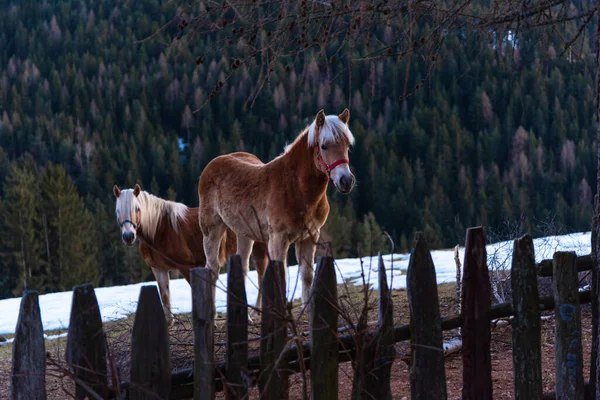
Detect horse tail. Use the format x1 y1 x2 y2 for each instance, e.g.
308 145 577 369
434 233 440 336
218 228 237 266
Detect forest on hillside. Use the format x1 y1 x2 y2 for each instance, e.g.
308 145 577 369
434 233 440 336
0 0 596 298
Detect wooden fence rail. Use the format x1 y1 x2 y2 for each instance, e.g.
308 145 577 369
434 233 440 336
8 225 600 400
537 255 594 276
161 279 598 397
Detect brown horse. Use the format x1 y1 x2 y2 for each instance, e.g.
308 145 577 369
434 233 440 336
198 109 356 314
113 184 268 325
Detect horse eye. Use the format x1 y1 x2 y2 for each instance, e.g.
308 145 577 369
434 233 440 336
321 145 328 151
135 207 140 212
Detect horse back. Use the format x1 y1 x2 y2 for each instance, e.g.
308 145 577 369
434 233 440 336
198 151 268 202
228 152 263 165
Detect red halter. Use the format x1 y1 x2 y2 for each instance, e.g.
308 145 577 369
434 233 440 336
316 151 349 180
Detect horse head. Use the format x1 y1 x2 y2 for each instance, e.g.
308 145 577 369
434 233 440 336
113 183 142 246
309 108 356 193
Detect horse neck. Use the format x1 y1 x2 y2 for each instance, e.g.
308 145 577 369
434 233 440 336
278 132 329 202
137 191 187 242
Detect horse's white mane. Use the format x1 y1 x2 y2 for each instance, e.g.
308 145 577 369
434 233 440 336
119 189 188 239
307 115 355 147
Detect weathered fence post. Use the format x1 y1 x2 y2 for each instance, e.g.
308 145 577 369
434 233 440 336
130 285 171 400
259 260 288 399
10 290 46 400
192 267 215 400
374 253 395 399
407 233 447 400
351 254 395 400
461 226 493 400
553 251 584 399
226 255 249 400
310 256 338 400
511 234 542 399
591 195 598 400
65 284 108 399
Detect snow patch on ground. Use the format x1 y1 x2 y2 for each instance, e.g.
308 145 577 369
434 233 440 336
0 231 591 337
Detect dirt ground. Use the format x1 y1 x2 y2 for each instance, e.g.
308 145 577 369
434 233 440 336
0 274 595 399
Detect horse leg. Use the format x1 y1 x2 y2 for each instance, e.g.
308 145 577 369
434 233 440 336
267 233 291 311
295 238 317 315
151 267 174 327
201 219 227 320
236 235 255 321
251 242 269 316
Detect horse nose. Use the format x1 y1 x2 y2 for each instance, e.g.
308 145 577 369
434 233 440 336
122 231 135 245
339 174 355 192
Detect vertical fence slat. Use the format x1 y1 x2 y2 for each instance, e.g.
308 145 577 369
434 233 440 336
192 267 215 400
591 194 598 400
65 284 108 399
226 255 248 400
553 251 584 399
310 256 338 400
461 226 493 400
10 290 46 400
259 260 288 399
351 254 395 400
511 234 542 399
130 285 171 400
407 233 447 400
374 253 396 399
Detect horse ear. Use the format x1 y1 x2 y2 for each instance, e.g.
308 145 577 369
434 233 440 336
316 109 326 129
339 108 350 124
133 184 141 197
113 185 121 198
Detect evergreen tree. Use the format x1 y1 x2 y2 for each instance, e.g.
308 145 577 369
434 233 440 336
92 198 126 287
39 163 99 291
0 0 597 297
357 212 389 258
0 164 45 295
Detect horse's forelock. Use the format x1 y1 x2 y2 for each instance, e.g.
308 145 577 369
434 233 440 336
307 115 355 147
116 189 134 212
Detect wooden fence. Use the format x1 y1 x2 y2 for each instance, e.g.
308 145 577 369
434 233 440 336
8 226 599 399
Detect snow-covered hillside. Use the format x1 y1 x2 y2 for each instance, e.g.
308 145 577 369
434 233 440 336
0 231 592 337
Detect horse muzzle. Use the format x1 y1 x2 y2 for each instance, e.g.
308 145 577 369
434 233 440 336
122 231 136 246
336 174 355 194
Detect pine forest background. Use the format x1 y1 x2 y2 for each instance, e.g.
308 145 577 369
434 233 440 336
0 0 596 298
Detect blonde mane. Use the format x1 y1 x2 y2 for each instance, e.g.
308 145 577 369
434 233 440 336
119 189 188 240
283 114 354 154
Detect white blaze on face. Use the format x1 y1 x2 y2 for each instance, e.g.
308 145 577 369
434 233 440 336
330 163 355 193
115 190 138 245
